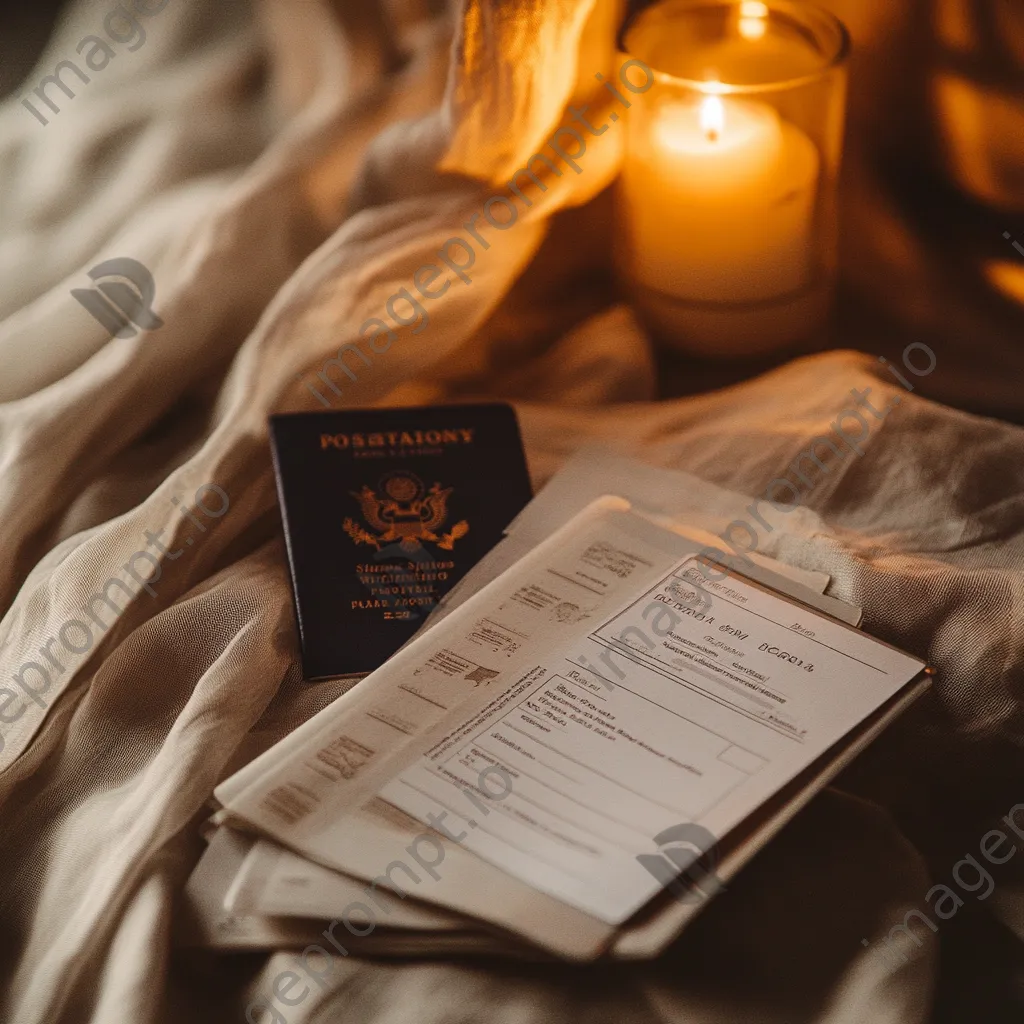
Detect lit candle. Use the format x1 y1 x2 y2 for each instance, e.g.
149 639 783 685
616 0 849 354
621 87 821 305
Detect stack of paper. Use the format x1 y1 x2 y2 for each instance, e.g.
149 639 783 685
183 454 930 961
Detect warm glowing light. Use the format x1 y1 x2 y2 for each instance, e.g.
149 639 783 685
700 94 726 141
738 1 769 40
985 259 1024 306
654 105 695 153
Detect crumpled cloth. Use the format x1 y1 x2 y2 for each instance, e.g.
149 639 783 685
0 1 1022 1022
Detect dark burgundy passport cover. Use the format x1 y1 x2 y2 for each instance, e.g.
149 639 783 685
269 404 532 679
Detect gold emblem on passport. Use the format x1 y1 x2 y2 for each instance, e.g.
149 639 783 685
343 470 470 552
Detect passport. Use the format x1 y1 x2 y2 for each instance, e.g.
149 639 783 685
269 404 532 679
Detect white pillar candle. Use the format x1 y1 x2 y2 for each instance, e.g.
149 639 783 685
621 88 821 305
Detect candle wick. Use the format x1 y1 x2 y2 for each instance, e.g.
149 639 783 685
706 128 719 143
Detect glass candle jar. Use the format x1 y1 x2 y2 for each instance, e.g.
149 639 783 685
615 0 850 356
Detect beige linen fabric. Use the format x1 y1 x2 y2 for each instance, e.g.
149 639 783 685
0 1 1022 1022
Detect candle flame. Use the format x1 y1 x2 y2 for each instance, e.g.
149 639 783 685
700 94 725 142
738 1 768 40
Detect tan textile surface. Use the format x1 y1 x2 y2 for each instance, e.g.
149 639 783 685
0 1 1023 1022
